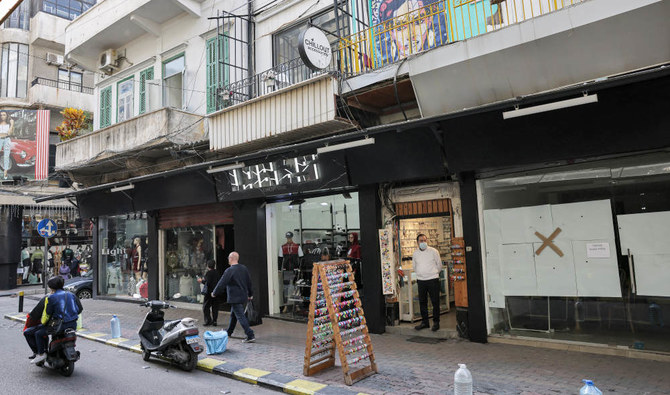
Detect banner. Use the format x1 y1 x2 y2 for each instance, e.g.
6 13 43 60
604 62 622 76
0 109 50 181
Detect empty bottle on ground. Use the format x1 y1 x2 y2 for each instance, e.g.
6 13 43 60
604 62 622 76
454 363 473 395
111 315 121 338
579 379 603 395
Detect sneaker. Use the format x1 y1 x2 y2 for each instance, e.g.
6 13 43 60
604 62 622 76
431 323 440 332
414 322 429 331
31 354 46 364
242 336 256 343
28 354 36 360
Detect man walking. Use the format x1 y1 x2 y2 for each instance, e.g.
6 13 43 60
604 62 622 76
412 233 443 332
212 252 255 343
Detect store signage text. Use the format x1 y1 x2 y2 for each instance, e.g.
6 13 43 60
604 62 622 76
228 155 320 192
298 27 332 71
101 247 127 257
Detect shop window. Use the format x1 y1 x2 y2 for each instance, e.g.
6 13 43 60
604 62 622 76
480 159 670 352
117 76 134 122
267 192 360 321
0 43 29 98
162 54 184 109
165 226 214 304
98 213 148 300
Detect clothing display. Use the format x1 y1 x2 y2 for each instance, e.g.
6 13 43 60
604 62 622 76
280 242 303 271
107 265 122 294
179 274 197 296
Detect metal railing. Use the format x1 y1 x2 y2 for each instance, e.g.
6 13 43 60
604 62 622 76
338 0 585 76
31 77 94 94
215 57 332 110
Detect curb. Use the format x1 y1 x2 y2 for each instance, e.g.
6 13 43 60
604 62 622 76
4 313 364 395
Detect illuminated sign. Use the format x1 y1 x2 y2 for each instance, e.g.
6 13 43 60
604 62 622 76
228 155 320 192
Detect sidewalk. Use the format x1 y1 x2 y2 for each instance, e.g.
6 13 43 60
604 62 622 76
5 297 670 395
0 285 46 297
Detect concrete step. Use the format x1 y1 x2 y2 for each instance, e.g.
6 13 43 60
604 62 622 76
385 323 460 339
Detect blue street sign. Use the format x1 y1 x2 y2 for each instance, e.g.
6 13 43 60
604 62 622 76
37 218 58 238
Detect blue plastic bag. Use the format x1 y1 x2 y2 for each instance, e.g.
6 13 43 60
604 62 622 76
204 330 228 355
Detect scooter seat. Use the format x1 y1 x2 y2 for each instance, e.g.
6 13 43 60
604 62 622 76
163 319 181 332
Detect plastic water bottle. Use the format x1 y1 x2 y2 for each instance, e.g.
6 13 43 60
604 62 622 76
580 380 602 395
110 315 121 338
454 363 473 395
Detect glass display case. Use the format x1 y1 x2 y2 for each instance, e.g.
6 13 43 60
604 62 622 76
399 267 450 322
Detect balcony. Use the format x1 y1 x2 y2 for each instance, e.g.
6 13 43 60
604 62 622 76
209 69 355 153
56 108 207 184
30 11 71 49
65 0 206 64
29 78 95 112
340 0 670 117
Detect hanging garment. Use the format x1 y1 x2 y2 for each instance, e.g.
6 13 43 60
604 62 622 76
179 274 195 296
107 266 122 294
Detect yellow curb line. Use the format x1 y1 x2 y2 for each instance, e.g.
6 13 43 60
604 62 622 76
284 379 328 395
106 337 129 346
197 357 226 372
233 367 271 384
81 332 106 339
129 344 143 353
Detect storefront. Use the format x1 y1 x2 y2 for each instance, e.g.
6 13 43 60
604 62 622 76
266 192 361 321
479 155 670 352
98 212 148 300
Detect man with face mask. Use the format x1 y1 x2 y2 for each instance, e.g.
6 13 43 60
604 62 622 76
412 233 443 331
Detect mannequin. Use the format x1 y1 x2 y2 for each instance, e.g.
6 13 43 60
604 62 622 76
131 237 142 280
347 232 361 259
141 239 149 280
21 246 31 282
279 231 303 312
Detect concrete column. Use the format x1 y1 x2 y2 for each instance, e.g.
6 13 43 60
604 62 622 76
0 205 23 290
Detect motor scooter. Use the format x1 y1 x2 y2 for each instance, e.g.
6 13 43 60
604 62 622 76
138 300 202 371
35 327 80 376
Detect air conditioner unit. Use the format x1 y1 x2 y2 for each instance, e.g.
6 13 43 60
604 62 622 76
98 49 118 74
46 52 64 66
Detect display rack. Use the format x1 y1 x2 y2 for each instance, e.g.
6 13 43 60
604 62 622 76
451 237 468 308
303 260 378 385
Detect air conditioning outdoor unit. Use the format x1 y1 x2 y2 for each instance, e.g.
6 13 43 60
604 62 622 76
46 52 64 66
98 49 118 74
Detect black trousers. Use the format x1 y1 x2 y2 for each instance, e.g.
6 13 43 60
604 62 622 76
418 278 441 324
203 294 219 324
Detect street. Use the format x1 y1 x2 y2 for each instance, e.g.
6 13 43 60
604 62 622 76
0 297 273 395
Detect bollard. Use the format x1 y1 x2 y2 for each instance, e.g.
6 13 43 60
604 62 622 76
18 291 24 313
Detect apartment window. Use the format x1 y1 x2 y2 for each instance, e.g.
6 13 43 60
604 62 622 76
163 54 184 109
117 77 134 122
99 86 112 128
58 69 83 92
206 36 229 113
42 0 96 21
139 67 154 115
273 8 338 66
4 1 30 29
0 43 29 98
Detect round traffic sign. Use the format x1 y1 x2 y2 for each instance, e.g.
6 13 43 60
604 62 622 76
37 218 58 238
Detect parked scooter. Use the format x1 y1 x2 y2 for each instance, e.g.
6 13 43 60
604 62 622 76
138 300 203 371
35 327 80 376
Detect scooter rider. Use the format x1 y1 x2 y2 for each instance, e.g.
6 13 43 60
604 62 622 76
32 277 83 364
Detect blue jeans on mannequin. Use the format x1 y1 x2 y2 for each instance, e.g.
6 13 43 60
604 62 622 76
1 137 10 178
226 303 254 339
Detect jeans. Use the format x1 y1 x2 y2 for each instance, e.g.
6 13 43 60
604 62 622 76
226 303 254 339
418 278 441 325
24 325 44 354
1 137 9 175
203 294 219 324
35 320 77 354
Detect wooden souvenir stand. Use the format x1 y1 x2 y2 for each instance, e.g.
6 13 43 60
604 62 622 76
303 260 378 385
451 237 468 307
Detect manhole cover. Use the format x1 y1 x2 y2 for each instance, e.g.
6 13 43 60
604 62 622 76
406 336 445 344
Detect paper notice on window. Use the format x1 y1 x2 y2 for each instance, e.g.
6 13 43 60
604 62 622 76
586 242 610 258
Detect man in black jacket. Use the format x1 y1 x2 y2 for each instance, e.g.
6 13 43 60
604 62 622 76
212 252 255 343
198 260 220 326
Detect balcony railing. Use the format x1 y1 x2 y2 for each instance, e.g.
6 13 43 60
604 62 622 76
31 77 94 94
338 0 585 76
215 57 332 110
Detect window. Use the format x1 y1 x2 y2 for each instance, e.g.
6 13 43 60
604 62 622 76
42 0 96 21
117 77 134 122
206 36 229 113
99 86 112 128
0 43 29 98
273 8 338 66
58 69 83 92
139 67 154 115
162 54 184 109
4 1 30 29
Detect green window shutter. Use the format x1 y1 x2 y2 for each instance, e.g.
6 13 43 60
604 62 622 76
139 67 154 114
206 37 217 113
100 86 112 128
223 35 229 87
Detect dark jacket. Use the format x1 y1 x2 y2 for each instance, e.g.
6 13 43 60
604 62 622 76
212 264 253 304
42 290 83 325
202 269 221 295
24 296 47 329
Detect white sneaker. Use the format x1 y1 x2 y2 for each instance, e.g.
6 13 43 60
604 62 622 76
31 354 46 364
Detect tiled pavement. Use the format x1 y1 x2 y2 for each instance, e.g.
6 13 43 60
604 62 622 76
5 296 670 394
